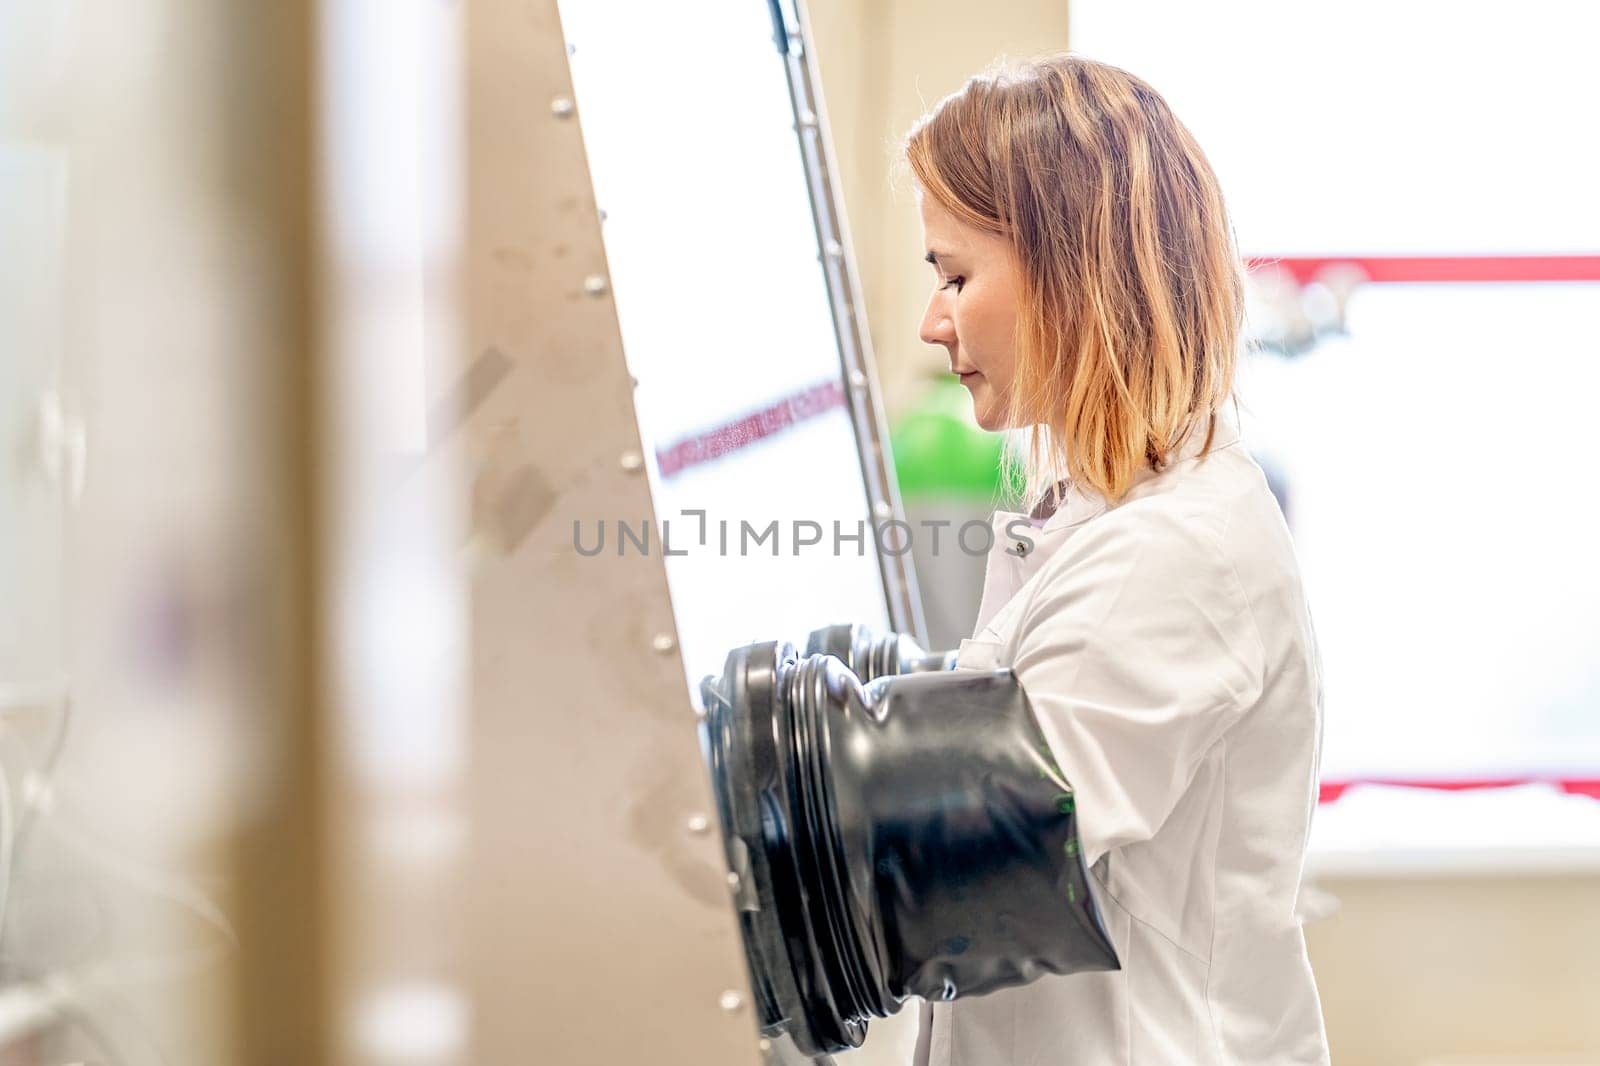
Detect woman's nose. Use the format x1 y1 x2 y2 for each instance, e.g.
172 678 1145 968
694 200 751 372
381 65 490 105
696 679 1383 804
919 296 954 348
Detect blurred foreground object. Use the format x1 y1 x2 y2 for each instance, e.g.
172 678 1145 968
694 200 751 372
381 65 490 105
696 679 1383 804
1 1 332 1062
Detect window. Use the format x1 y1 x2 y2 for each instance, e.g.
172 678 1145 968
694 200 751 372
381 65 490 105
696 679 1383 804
558 0 896 703
1072 0 1600 868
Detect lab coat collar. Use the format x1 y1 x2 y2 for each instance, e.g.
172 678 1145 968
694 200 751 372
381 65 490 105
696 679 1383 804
1033 412 1241 535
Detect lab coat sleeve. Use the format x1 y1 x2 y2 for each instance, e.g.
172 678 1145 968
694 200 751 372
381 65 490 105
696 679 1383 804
1009 512 1266 869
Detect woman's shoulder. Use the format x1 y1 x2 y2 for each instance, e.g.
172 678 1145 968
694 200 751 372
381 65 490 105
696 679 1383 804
1042 442 1298 604
1089 440 1261 538
1013 457 1272 686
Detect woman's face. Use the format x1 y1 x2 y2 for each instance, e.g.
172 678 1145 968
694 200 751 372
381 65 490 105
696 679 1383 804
917 191 1022 431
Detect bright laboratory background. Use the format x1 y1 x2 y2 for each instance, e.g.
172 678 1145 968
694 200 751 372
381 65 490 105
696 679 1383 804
804 0 1600 1061
3 1 1598 1064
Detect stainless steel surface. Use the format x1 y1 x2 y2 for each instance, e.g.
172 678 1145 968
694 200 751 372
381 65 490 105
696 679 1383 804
463 1 764 1063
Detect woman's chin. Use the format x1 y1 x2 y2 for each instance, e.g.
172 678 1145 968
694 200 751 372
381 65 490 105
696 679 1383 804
973 403 1016 433
970 398 1000 432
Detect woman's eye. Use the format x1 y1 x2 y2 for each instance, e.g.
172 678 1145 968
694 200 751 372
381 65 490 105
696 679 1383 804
940 275 965 292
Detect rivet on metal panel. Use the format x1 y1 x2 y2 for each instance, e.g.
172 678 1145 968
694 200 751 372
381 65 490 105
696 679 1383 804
719 990 744 1013
686 813 710 835
583 273 609 296
652 632 677 654
619 450 643 473
848 370 866 389
796 109 817 129
823 239 843 259
872 500 893 522
726 871 741 893
550 95 575 119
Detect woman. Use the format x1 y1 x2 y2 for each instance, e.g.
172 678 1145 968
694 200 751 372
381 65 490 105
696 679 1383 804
901 54 1330 1064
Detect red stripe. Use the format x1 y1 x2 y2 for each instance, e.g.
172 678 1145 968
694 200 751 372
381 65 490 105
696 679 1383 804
655 378 847 478
1245 254 1600 286
1319 777 1600 804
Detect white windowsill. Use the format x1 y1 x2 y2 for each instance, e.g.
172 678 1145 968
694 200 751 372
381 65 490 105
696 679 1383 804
1304 782 1600 879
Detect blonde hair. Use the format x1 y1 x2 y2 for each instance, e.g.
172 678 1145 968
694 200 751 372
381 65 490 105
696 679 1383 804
902 53 1243 509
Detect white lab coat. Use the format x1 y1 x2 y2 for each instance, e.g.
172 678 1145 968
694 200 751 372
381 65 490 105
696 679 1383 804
924 415 1331 1065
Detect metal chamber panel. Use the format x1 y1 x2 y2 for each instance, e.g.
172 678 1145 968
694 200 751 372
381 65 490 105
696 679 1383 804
466 1 922 1061
464 1 765 1063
